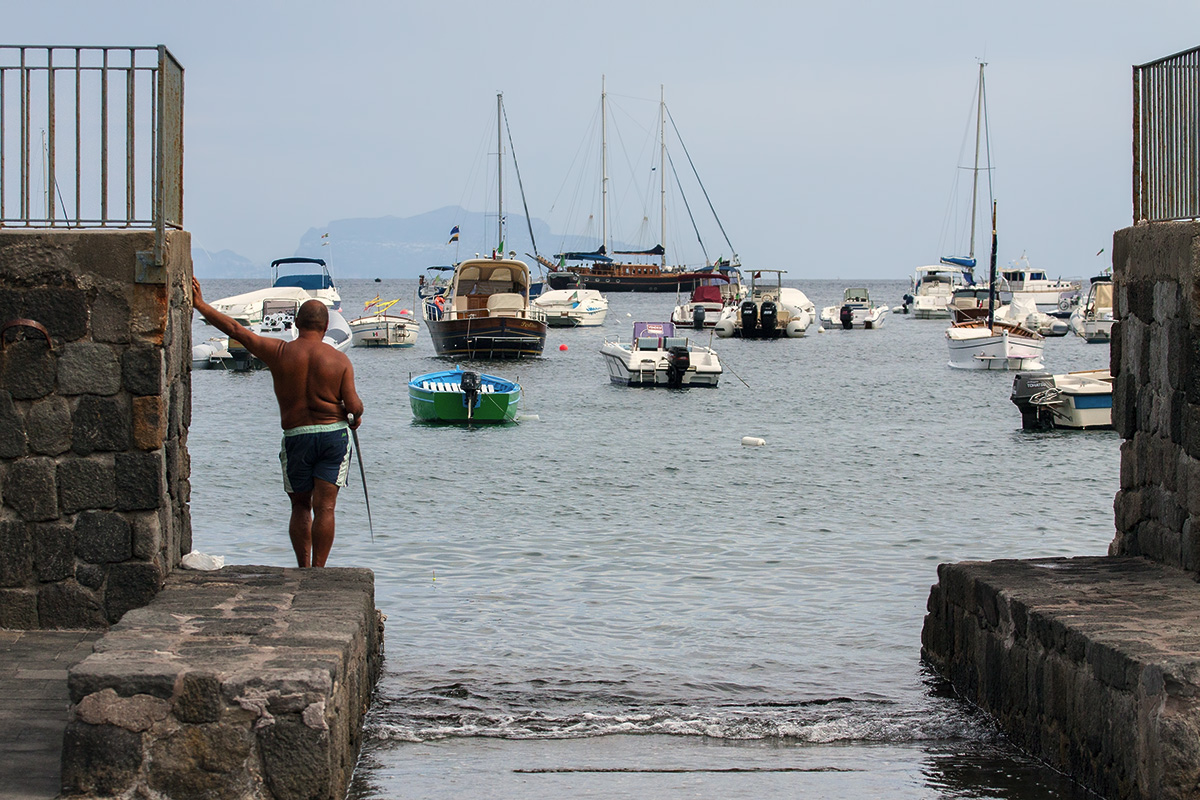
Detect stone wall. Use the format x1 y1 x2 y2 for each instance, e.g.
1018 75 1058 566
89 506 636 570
0 230 192 628
1109 221 1200 569
62 567 383 800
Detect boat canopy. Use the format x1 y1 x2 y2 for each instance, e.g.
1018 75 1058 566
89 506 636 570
274 274 334 291
455 259 530 291
692 285 724 304
940 256 976 269
612 244 665 256
632 321 675 339
557 247 612 263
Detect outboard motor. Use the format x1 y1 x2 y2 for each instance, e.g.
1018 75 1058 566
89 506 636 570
759 300 778 336
666 346 691 387
692 305 706 329
1010 371 1057 430
839 304 854 330
460 370 481 420
740 300 759 337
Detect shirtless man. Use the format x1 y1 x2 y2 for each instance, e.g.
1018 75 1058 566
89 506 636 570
191 277 364 567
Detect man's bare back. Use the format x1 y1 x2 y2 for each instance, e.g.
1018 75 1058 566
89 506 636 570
190 278 363 430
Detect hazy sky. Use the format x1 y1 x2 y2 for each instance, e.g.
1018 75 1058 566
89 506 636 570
5 1 1199 278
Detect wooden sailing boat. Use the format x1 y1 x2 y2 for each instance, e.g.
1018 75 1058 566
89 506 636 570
944 64 1044 371
554 80 720 293
422 94 548 359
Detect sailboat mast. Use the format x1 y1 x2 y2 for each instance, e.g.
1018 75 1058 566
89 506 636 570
987 201 997 329
496 92 504 256
660 85 666 268
601 75 609 254
968 62 985 261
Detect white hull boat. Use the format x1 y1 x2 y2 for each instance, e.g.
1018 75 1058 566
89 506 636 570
533 288 609 327
193 306 352 370
713 270 813 338
903 265 967 318
1010 369 1113 430
349 313 419 347
600 321 722 387
820 288 889 329
997 257 1079 315
1069 274 1115 344
207 257 340 325
946 319 1045 370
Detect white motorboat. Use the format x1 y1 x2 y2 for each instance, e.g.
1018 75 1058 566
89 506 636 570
993 296 1069 337
713 270 814 338
820 288 889 330
1069 273 1115 344
193 300 352 370
349 300 418 347
902 265 968 318
1010 369 1113 430
207 257 340 325
532 288 609 327
600 321 722 387
671 283 727 329
997 256 1080 315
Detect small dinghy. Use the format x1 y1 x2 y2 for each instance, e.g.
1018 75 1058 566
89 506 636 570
408 366 522 423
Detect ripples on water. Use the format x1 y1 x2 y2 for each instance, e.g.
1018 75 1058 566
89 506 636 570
191 278 1112 798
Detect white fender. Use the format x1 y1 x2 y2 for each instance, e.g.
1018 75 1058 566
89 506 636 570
741 436 766 447
786 312 812 338
714 318 735 338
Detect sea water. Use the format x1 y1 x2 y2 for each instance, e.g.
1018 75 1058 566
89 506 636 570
190 278 1114 799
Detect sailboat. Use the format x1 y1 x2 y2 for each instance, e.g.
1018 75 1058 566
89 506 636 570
422 94 548 359
552 81 725 293
945 64 1044 371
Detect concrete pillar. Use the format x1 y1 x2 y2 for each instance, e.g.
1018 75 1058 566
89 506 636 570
0 229 192 628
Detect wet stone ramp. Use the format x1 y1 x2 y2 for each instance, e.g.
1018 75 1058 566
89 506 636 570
61 566 382 800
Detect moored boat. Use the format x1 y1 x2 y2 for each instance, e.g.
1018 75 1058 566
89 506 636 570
408 367 521 423
600 321 722 387
196 301 352 371
206 257 340 325
1010 369 1113 430
820 287 889 330
532 288 609 327
713 270 814 338
901 265 968 318
1069 272 1115 343
349 300 418 348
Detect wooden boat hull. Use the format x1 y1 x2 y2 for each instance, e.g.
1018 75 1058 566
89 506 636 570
425 316 547 359
561 266 712 293
408 369 521 423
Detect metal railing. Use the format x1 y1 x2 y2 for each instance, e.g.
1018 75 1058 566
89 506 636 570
1133 45 1200 224
0 45 183 263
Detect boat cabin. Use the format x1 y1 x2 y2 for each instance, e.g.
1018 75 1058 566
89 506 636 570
631 321 687 351
843 288 871 305
449 259 533 319
271 257 335 291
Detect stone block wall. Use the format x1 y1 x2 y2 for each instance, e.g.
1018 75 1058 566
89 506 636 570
0 230 192 628
1109 222 1200 570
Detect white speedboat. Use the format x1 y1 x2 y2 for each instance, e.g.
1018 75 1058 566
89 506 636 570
820 288 889 330
713 270 814 338
532 288 609 327
1010 369 1113 430
671 283 727 329
600 321 722 387
1069 273 1114 344
349 300 418 347
195 301 352 370
207 257 340 325
997 256 1080 315
902 265 967 318
993 296 1069 337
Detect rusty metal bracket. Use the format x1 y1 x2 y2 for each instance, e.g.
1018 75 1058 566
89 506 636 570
136 251 166 284
0 318 53 350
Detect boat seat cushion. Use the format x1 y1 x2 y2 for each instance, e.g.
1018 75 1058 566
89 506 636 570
486 293 525 311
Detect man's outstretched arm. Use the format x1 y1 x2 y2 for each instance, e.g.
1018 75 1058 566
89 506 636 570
191 277 281 362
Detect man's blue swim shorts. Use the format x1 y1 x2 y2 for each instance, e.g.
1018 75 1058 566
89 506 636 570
279 421 351 493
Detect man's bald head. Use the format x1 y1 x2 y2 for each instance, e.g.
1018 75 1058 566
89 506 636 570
295 300 329 333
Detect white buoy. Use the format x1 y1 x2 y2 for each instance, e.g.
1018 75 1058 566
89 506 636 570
741 436 766 447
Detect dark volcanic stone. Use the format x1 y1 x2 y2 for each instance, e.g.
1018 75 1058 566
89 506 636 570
72 394 131 454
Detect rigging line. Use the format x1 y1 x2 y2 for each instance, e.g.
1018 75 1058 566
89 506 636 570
665 104 736 256
665 148 709 265
501 101 539 260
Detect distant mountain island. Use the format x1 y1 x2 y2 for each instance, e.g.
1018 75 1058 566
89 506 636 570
193 206 623 280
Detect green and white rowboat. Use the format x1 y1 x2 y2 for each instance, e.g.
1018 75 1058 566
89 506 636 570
408 366 521 423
